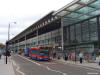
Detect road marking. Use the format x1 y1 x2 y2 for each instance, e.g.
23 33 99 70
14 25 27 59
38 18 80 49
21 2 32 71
18 55 41 66
18 55 67 75
79 66 100 72
12 60 25 75
88 72 99 75
69 64 100 72
46 66 67 75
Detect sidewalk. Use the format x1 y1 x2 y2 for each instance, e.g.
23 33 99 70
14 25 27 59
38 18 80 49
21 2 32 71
55 58 100 69
0 55 15 75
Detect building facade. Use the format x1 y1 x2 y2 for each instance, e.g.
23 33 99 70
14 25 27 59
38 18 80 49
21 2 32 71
9 0 100 61
9 12 62 53
53 0 100 60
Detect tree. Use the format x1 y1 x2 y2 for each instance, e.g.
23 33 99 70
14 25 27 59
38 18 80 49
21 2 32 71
0 43 5 49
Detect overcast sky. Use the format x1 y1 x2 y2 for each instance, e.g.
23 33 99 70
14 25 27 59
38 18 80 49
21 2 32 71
0 0 73 44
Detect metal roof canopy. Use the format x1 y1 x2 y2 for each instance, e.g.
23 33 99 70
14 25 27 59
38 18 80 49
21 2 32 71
53 0 100 25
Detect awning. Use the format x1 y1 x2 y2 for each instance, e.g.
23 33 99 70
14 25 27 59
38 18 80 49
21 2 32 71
53 0 98 17
53 0 100 25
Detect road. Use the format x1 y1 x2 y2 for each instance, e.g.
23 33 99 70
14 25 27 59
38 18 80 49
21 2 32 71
12 54 100 75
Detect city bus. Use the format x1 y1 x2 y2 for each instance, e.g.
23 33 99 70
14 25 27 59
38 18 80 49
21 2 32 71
29 46 52 61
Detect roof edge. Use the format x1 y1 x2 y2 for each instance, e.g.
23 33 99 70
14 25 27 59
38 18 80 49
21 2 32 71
53 0 80 15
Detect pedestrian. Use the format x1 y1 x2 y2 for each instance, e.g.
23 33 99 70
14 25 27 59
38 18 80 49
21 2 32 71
79 52 83 64
0 52 2 59
65 54 68 61
6 51 11 62
53 52 56 59
63 53 65 60
68 54 72 60
98 55 100 65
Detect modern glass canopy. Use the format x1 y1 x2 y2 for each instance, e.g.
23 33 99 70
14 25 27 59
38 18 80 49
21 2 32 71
53 0 100 25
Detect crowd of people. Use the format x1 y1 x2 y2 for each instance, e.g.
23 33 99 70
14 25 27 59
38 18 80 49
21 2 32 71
53 52 72 61
52 52 100 65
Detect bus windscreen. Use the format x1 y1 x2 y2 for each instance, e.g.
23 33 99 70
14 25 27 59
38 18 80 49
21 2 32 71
40 50 49 55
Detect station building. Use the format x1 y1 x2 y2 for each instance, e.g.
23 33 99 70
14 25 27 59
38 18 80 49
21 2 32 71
9 12 62 53
9 0 100 60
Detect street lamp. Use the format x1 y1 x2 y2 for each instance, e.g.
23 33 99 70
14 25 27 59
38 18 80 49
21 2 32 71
6 22 16 64
8 22 16 41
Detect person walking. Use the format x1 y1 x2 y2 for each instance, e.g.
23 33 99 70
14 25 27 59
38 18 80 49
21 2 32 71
63 53 68 61
65 53 68 61
79 52 83 64
98 55 100 65
68 54 72 61
53 52 56 59
0 52 2 59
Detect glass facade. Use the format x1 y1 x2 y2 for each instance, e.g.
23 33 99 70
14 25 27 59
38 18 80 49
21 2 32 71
60 0 100 57
23 28 62 48
62 14 100 61
63 17 99 44
89 18 98 41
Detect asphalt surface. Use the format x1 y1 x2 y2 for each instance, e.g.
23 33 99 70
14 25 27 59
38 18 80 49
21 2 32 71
12 54 100 75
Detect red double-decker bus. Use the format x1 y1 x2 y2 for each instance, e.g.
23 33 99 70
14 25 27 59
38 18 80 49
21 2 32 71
29 46 52 61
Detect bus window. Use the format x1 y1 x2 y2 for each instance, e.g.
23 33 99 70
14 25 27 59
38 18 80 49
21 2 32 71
30 49 39 54
40 50 49 55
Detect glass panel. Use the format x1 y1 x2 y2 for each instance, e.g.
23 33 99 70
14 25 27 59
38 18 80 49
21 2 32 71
67 12 82 18
67 4 82 11
82 21 89 42
79 0 96 4
62 17 81 26
80 0 90 3
70 25 75 44
77 6 95 14
78 15 89 20
89 0 100 9
76 24 81 43
57 11 70 16
64 27 69 45
62 17 73 26
63 27 67 41
89 18 98 41
66 27 69 45
90 10 100 16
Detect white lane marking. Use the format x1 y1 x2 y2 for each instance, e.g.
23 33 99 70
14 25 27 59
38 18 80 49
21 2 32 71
88 72 99 75
69 64 100 72
18 55 41 66
46 66 67 75
12 60 25 75
18 55 67 75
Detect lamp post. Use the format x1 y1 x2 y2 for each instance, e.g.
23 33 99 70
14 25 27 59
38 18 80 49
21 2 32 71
6 22 16 64
8 22 16 41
